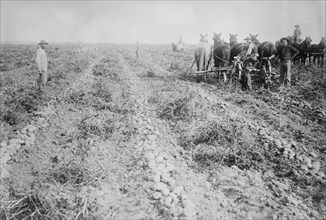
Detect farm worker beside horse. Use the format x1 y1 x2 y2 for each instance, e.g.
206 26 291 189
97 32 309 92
268 37 299 89
35 39 48 91
293 24 302 44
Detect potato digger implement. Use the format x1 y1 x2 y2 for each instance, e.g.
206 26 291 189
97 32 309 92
187 55 280 90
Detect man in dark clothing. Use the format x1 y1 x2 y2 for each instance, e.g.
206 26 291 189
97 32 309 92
268 37 299 88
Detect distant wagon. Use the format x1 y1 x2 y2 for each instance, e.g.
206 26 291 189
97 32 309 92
171 42 184 52
171 37 185 52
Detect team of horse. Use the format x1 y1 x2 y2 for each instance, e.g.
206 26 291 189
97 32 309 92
194 33 326 73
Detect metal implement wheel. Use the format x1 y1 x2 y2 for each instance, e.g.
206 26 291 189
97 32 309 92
240 70 252 90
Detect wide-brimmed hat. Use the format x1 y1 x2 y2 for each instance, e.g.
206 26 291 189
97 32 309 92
295 25 300 28
38 39 48 45
280 37 291 43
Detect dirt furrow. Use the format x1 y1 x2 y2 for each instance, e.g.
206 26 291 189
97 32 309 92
124 46 325 219
113 49 203 219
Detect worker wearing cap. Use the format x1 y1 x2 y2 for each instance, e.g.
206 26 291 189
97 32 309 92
236 37 259 68
244 37 259 58
35 39 48 91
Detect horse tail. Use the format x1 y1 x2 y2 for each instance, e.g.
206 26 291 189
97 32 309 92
194 48 201 71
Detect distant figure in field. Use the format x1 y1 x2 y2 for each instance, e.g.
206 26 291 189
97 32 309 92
136 42 140 59
178 36 183 45
35 39 48 91
293 24 302 43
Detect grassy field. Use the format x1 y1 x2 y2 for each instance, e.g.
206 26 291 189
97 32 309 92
0 43 326 219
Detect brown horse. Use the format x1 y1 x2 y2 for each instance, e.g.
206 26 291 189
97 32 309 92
309 37 326 67
229 34 247 64
229 33 238 48
249 34 260 44
258 42 276 58
213 32 230 67
257 41 277 73
294 36 312 65
194 34 212 71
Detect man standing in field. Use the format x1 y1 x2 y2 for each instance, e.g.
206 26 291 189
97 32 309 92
136 42 140 59
268 37 299 89
35 39 48 91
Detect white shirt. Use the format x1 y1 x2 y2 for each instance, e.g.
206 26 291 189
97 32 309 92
246 42 257 56
293 28 302 37
35 48 47 72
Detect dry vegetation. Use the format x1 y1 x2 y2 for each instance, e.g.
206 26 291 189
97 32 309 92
0 43 325 219
143 45 326 218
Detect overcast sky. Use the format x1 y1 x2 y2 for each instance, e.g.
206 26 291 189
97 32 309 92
1 0 325 44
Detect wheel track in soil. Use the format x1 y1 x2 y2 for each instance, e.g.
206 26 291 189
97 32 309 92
113 49 254 219
84 49 160 219
113 49 201 219
121 49 264 219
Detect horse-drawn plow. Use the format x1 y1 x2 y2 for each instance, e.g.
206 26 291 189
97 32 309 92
186 64 231 83
187 56 280 90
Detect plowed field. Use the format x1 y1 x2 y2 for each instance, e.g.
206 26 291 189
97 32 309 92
1 44 325 219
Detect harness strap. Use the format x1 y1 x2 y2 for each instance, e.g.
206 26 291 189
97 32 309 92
213 54 229 63
261 43 270 54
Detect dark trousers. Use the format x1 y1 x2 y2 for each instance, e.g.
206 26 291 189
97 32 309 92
279 60 291 87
